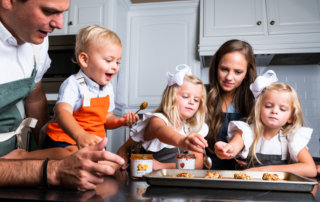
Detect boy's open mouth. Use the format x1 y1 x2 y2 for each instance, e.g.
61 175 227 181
105 73 113 80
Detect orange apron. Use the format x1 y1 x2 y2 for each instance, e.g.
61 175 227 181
47 80 110 145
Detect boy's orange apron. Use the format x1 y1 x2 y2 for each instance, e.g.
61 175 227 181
46 74 110 145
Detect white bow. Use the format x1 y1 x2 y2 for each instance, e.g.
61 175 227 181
167 64 192 86
250 70 278 99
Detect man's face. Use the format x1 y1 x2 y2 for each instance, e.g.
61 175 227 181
6 0 69 44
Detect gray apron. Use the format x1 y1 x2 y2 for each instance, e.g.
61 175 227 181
0 47 39 156
247 133 289 167
142 147 183 163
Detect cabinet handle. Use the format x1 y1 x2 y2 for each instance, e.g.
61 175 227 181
256 21 262 26
68 21 73 26
270 20 275 25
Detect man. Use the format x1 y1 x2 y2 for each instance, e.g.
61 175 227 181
0 0 124 190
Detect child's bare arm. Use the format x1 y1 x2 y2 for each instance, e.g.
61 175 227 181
144 117 207 153
105 112 139 129
193 151 204 169
214 130 244 159
117 137 135 170
152 159 176 170
247 147 317 177
55 103 101 148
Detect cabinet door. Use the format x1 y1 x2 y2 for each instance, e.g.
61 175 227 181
266 0 320 35
68 0 109 34
203 0 265 37
128 7 198 107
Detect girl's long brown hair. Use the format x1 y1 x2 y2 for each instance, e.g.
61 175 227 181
206 39 257 149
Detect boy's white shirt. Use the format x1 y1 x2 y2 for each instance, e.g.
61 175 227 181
228 121 313 162
55 70 115 112
131 112 209 152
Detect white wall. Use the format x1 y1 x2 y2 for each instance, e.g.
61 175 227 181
258 64 320 157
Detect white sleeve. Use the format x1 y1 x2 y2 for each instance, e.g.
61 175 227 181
56 76 80 110
130 112 153 142
35 37 51 83
130 113 175 152
287 127 313 162
228 121 254 159
195 123 209 137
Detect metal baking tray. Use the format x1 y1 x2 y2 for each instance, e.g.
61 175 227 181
144 169 318 192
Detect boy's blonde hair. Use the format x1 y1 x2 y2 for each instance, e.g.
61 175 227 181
74 24 121 64
154 75 207 133
247 82 303 165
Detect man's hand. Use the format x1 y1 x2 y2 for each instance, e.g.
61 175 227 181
47 138 125 191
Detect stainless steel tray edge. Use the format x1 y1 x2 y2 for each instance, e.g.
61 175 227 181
144 169 318 192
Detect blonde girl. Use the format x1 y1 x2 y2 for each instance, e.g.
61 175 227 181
215 70 317 177
118 65 208 170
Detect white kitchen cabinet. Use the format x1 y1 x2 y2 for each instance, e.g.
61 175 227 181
125 1 200 109
203 0 265 37
51 0 110 35
266 0 320 35
199 0 320 55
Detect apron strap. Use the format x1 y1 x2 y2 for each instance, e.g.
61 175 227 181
75 71 91 107
0 118 38 148
15 100 25 120
279 132 288 160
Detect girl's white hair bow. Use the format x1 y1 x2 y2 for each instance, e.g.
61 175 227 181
250 70 278 99
167 64 192 86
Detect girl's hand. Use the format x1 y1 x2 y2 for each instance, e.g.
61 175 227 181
117 145 129 170
214 141 234 159
121 112 139 126
76 133 103 149
180 133 208 154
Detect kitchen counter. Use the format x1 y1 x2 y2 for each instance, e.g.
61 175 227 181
0 170 319 201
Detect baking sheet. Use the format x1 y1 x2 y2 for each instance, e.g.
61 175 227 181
144 169 318 192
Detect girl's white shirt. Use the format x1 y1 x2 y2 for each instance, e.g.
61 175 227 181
130 112 209 152
228 121 313 162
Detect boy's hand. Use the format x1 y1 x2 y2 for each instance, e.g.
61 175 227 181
214 141 234 159
121 112 139 126
180 133 208 154
76 133 103 149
